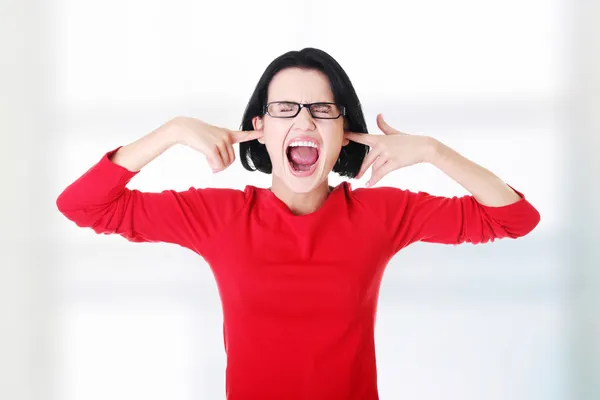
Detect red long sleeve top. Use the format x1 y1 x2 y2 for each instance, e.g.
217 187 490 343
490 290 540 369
56 148 540 400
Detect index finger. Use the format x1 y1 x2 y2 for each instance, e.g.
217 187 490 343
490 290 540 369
344 132 373 146
230 130 263 144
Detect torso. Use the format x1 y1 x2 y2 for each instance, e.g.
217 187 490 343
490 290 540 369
196 182 392 400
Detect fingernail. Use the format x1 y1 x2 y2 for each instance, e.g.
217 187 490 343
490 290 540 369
366 181 371 187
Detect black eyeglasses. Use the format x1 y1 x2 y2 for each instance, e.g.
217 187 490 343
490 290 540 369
263 101 346 120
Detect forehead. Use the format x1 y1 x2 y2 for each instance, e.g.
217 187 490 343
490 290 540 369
267 67 334 102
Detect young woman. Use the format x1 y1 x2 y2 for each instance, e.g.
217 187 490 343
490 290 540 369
56 48 540 400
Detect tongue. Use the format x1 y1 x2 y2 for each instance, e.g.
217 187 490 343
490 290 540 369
288 147 318 165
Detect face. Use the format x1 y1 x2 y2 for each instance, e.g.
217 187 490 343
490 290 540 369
252 67 349 193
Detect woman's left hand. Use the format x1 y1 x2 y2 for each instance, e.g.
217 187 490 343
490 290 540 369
344 114 437 187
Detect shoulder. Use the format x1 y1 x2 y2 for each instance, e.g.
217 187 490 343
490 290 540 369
336 182 412 221
348 183 412 205
190 185 252 199
347 183 436 221
175 185 254 213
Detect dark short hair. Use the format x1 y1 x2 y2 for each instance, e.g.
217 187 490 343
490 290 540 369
239 48 369 178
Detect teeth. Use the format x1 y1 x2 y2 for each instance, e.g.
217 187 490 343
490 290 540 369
288 141 318 148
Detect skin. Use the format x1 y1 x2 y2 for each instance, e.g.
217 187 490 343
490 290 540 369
251 67 520 216
110 67 521 216
251 67 350 216
344 115 521 207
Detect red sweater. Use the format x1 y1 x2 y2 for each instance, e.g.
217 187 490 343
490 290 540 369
56 148 540 400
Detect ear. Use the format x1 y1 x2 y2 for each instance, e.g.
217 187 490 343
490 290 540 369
342 128 350 146
252 116 265 144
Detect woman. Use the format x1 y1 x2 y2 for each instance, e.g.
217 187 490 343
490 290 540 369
56 48 540 400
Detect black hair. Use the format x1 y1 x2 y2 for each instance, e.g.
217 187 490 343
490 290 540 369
239 47 369 178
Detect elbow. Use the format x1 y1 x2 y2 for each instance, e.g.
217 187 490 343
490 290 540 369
56 188 86 223
478 194 541 240
521 206 541 237
56 191 130 235
504 204 541 239
56 189 75 218
55 188 98 228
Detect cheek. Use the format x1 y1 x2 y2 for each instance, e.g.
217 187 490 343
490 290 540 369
261 127 286 159
321 126 345 155
262 119 287 139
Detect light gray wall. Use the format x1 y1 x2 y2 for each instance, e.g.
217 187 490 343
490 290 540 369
0 1 598 399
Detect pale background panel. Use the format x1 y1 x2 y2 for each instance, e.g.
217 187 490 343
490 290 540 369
1 0 598 399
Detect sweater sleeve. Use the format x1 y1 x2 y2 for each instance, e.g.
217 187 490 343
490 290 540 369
56 147 248 252
352 185 540 254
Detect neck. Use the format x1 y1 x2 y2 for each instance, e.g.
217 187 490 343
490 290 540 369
270 176 332 216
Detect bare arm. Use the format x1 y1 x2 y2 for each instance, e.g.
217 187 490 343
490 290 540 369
347 114 540 250
109 119 180 172
425 139 522 207
347 114 524 207
110 116 262 172
56 117 262 249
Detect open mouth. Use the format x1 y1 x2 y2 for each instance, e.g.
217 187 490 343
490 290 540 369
285 139 320 176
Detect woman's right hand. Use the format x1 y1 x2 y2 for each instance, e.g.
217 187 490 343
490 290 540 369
170 116 263 172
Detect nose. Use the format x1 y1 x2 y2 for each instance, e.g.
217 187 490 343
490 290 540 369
293 106 316 130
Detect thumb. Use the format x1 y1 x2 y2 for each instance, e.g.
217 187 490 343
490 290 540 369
231 130 263 144
376 113 401 135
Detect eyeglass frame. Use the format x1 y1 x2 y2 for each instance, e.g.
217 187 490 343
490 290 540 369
263 101 347 120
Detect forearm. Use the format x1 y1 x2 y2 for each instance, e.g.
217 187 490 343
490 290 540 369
110 119 181 172
425 139 521 207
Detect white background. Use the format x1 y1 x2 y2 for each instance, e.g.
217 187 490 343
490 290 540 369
2 0 599 399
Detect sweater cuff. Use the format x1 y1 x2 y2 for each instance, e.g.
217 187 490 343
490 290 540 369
89 147 140 190
476 184 541 234
56 147 140 213
101 145 139 173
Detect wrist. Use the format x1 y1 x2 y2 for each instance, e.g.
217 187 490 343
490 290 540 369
159 117 187 146
422 136 442 164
